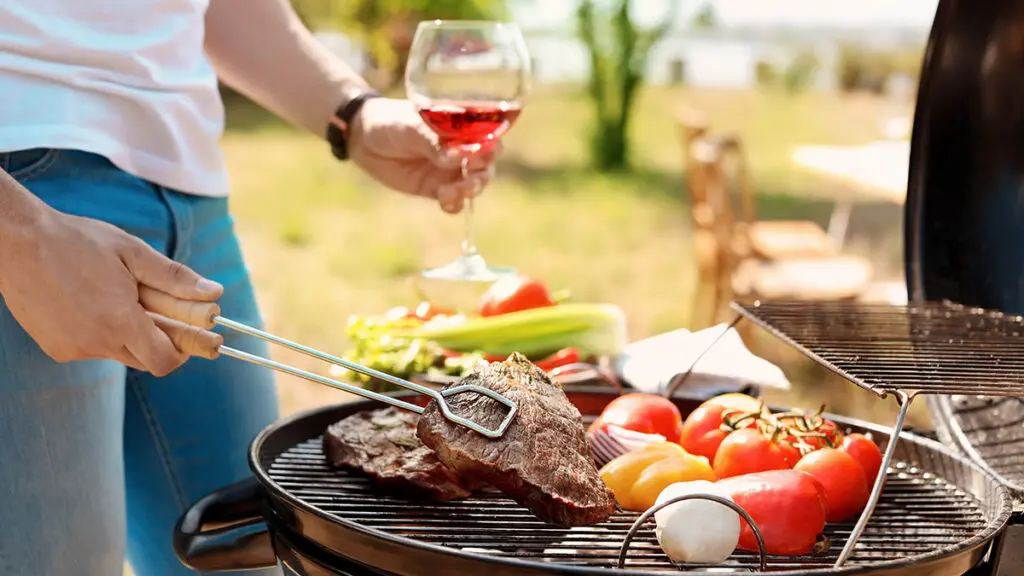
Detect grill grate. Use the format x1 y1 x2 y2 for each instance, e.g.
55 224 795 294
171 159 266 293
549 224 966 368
267 435 997 573
731 300 1024 398
937 395 1024 495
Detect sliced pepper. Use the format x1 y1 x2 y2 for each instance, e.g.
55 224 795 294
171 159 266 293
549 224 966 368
598 442 709 511
629 452 716 511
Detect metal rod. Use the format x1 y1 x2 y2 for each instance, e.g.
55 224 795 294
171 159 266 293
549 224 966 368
616 492 767 571
213 316 519 439
834 389 913 568
219 346 425 414
215 316 437 397
663 314 743 398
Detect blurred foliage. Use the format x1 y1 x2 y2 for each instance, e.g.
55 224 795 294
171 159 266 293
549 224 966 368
783 51 820 95
837 44 923 95
291 0 508 90
691 4 717 30
576 0 677 172
755 60 778 89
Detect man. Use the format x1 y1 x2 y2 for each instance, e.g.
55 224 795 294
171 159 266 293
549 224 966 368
0 0 493 574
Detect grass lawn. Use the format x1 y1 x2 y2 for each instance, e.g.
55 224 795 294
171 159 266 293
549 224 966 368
221 84 926 428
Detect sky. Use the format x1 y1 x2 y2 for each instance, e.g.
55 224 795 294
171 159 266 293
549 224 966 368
511 0 941 31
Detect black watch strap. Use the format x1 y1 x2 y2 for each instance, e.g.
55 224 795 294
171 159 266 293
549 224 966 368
326 90 383 161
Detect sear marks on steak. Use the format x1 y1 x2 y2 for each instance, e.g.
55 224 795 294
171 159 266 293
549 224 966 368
323 407 477 501
416 352 617 527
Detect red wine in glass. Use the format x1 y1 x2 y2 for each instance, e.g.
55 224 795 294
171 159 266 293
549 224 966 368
418 103 522 151
406 20 531 282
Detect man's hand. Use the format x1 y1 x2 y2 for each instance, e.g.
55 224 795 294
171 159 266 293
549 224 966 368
348 98 499 214
0 209 223 376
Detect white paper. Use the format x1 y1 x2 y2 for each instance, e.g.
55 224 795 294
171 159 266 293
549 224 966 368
613 324 791 395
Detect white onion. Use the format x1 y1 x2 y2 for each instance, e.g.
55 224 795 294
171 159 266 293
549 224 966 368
654 481 740 564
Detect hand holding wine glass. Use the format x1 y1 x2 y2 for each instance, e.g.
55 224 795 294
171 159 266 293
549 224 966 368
406 19 531 282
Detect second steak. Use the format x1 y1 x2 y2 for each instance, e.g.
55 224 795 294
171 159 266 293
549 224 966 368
416 353 617 527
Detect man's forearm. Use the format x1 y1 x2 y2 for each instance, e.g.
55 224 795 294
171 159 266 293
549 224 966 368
204 0 370 136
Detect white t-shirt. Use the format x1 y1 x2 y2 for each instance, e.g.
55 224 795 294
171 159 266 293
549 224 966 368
0 0 228 197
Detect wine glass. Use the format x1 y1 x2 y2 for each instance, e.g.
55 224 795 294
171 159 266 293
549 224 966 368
406 20 531 282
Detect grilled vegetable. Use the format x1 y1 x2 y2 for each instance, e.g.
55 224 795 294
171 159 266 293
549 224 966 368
654 480 740 564
717 470 829 556
597 442 688 510
794 448 870 522
588 393 684 444
478 275 556 317
679 403 761 462
712 428 798 479
629 452 716 511
839 433 884 486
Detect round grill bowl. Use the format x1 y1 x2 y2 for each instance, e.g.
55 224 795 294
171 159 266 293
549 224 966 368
174 388 1012 576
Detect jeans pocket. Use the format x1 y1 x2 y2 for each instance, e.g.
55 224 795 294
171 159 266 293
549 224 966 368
3 148 61 182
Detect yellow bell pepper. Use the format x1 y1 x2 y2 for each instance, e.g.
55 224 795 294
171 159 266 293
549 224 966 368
598 442 716 511
630 452 716 511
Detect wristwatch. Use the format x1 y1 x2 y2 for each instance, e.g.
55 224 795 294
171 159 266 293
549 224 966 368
326 90 383 161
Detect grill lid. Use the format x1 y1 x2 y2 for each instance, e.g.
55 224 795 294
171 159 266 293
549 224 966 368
903 0 1024 496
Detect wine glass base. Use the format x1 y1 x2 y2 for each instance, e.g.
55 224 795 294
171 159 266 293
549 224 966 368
420 253 516 283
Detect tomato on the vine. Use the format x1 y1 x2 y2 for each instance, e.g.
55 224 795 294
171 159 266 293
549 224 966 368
840 433 884 484
679 404 731 461
712 428 793 479
778 414 843 452
794 448 869 522
680 402 761 461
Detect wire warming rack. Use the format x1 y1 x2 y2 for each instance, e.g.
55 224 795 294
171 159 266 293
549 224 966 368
731 299 1024 398
673 299 1024 571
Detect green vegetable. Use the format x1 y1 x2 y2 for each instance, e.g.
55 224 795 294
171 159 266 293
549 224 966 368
367 303 628 359
340 314 485 393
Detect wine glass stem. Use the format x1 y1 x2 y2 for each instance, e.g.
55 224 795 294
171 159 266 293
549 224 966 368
460 155 478 257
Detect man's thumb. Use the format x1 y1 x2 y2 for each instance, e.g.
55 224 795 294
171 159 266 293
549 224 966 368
123 240 223 301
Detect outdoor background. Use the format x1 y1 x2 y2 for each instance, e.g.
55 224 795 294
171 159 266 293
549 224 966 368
231 0 938 428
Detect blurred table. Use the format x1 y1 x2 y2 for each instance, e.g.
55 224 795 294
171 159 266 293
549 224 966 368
792 140 910 204
791 140 910 248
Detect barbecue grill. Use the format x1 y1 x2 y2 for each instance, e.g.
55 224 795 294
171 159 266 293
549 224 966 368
174 0 1024 574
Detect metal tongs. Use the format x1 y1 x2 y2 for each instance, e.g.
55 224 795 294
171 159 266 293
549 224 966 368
139 287 518 438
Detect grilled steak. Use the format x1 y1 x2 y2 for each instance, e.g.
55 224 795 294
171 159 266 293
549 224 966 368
416 352 617 527
323 407 476 501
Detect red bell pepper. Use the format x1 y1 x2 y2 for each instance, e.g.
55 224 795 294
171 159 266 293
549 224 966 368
478 276 556 317
717 470 829 556
588 393 684 444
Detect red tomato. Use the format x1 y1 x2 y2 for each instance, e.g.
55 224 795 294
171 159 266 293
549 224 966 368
779 415 843 452
679 404 731 461
794 448 870 522
478 276 556 317
778 441 802 468
840 433 884 484
718 470 829 556
588 393 684 444
677 404 752 461
713 428 793 479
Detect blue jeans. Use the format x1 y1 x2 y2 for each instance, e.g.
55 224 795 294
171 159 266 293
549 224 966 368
0 149 281 576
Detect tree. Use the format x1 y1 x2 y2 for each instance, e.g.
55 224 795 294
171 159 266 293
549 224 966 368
691 4 717 30
292 0 509 91
576 0 677 172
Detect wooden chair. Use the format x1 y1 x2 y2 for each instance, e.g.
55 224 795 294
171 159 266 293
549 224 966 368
678 108 839 263
681 121 874 329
